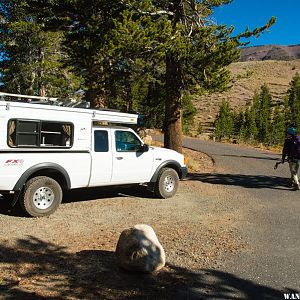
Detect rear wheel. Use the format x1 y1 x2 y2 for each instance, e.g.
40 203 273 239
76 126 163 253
20 176 62 217
155 168 179 198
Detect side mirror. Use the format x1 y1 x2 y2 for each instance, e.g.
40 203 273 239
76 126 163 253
139 144 149 152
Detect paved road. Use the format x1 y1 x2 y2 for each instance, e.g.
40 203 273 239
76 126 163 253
183 137 300 294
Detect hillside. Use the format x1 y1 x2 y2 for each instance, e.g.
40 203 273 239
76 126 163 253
193 59 300 136
240 44 300 61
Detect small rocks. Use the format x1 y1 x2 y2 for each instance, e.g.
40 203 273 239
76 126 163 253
115 224 165 273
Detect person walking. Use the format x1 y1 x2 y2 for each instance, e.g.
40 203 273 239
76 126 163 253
282 126 300 190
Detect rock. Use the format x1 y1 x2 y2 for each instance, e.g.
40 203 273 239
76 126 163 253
115 224 165 273
142 135 152 145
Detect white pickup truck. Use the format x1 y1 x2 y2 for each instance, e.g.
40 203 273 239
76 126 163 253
0 93 187 217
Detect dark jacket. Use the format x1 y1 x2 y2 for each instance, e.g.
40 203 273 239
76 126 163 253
282 135 299 161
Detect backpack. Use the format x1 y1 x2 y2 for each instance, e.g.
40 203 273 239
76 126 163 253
290 135 300 160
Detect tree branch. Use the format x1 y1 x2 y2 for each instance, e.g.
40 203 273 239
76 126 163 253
119 0 174 17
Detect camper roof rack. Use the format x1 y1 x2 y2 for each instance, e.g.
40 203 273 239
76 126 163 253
0 92 90 108
0 92 139 125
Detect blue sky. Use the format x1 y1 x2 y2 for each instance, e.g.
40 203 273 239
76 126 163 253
213 0 300 46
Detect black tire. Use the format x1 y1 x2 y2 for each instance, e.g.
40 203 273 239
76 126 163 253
20 176 63 217
154 167 179 198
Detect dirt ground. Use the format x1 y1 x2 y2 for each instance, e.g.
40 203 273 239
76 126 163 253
0 149 246 299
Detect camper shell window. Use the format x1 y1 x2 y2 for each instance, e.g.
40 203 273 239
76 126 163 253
8 119 73 148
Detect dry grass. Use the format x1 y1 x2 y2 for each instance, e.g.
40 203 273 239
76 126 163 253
150 140 214 173
183 148 214 173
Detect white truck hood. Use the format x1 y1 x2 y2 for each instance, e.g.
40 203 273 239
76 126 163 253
150 146 185 166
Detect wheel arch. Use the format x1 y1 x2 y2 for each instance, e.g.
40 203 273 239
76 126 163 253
13 163 71 192
150 160 183 183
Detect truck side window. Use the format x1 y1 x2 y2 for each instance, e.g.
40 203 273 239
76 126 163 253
7 119 73 148
8 120 39 147
41 122 72 147
8 120 17 147
115 131 141 152
94 130 109 152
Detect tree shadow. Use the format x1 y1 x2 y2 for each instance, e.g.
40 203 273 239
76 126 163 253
0 236 297 299
219 154 280 161
189 173 292 191
0 194 26 218
0 185 155 217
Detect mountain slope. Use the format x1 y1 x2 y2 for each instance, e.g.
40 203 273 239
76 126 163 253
193 59 300 136
240 44 300 61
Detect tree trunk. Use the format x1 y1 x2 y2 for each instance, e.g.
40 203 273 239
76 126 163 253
39 84 46 97
164 52 183 153
86 63 107 108
87 89 106 108
38 47 46 97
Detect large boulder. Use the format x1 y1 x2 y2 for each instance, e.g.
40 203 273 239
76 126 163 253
115 224 165 273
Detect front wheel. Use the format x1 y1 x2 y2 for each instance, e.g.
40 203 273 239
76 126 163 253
155 168 179 198
20 176 63 217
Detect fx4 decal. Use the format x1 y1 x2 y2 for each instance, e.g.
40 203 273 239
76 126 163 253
4 159 24 166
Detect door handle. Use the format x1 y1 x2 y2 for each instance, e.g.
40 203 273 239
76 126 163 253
116 157 123 160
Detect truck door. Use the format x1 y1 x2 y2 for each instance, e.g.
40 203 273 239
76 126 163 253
111 129 153 184
89 129 113 186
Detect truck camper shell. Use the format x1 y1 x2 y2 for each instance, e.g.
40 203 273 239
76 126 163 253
0 92 138 151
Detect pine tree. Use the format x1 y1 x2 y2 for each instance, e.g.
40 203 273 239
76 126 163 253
287 73 300 129
283 96 291 128
257 84 272 143
214 100 234 141
0 0 81 97
230 84 286 146
245 106 258 142
182 93 198 135
104 8 168 117
233 110 245 141
271 105 285 145
156 1 275 152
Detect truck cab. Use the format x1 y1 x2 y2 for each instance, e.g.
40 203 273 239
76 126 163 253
91 126 186 186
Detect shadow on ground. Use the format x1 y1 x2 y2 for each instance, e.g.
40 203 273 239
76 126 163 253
63 185 155 203
189 173 292 191
0 236 297 299
0 185 155 217
217 154 280 161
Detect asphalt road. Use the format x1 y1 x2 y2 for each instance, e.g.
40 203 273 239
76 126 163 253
182 137 300 295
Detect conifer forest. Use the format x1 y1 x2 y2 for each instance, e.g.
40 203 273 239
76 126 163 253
214 73 300 146
0 1 276 152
